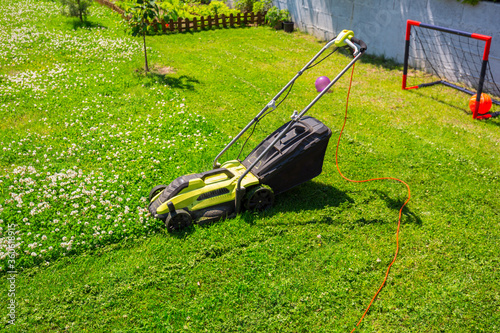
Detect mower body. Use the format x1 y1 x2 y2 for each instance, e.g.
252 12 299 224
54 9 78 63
148 117 332 228
148 160 259 225
147 33 366 230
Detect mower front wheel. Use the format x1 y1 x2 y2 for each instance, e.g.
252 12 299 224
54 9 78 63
165 209 192 232
245 185 274 211
149 184 167 202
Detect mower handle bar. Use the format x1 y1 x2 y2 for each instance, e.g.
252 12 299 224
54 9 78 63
212 35 366 212
212 36 367 169
212 35 366 170
235 50 365 207
351 37 367 53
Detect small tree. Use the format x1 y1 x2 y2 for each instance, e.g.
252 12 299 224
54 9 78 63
126 0 176 73
60 0 92 22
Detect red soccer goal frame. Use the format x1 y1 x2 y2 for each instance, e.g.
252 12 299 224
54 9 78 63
402 20 499 120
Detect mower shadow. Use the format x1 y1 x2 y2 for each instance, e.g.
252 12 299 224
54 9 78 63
169 181 421 237
373 190 422 226
240 181 354 226
240 182 421 227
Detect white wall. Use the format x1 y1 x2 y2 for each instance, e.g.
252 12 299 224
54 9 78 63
274 0 500 85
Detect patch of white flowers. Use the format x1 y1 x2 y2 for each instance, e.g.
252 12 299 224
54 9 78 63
0 0 223 271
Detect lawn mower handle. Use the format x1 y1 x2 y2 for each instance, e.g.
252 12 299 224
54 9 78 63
212 33 366 170
234 39 366 213
351 37 367 53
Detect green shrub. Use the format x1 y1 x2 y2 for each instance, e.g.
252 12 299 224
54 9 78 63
457 0 499 4
265 6 290 27
265 5 279 27
188 1 240 17
252 0 271 14
234 0 256 13
280 8 290 22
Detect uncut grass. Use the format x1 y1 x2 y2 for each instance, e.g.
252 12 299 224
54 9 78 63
0 1 228 274
1 1 500 332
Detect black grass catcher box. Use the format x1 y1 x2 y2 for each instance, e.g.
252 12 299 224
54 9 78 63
242 116 332 195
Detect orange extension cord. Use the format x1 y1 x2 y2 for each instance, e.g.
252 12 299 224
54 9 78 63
336 63 412 332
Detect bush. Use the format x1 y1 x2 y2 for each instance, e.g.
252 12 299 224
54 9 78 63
189 1 240 17
265 6 290 27
252 0 271 14
234 0 256 13
458 0 499 4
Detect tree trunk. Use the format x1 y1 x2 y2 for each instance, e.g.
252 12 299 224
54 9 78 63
77 0 83 22
143 32 149 72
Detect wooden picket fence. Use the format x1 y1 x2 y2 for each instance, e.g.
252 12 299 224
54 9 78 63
161 12 266 33
95 0 267 34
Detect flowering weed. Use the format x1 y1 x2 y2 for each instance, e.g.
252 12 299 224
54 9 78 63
0 0 222 271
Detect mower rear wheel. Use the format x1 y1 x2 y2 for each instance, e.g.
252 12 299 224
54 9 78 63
165 209 192 232
149 184 167 202
245 185 274 211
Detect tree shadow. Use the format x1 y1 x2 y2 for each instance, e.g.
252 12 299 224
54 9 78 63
138 72 200 90
69 19 107 30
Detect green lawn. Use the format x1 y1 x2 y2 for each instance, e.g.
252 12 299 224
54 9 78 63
1 0 499 332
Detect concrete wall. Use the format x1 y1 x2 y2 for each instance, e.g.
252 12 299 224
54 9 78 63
273 0 500 87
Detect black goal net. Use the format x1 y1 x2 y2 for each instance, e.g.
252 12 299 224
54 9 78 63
403 20 500 119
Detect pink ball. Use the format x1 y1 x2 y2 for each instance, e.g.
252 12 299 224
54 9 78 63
315 76 331 92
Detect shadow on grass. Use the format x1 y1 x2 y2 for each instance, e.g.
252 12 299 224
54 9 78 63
168 180 421 238
170 25 253 36
335 47 402 71
240 182 421 228
69 19 107 30
241 181 354 226
410 89 469 115
409 89 500 126
139 72 200 90
357 53 401 71
373 190 422 226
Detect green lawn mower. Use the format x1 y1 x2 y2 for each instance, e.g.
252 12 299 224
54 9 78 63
148 30 367 231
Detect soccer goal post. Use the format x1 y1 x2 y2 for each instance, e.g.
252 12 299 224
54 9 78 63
402 19 500 119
